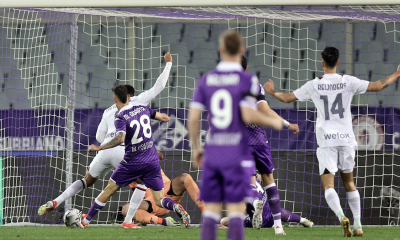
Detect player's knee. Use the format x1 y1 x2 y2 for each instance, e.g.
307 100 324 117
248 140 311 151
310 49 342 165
343 181 356 192
121 203 130 216
84 172 97 187
220 217 229 227
180 173 189 183
155 200 163 208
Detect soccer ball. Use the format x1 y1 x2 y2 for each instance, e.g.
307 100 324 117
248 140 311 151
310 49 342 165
63 208 83 228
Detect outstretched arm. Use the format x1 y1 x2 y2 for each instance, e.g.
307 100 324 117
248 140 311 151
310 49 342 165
367 64 400 92
154 112 170 122
88 132 126 152
241 105 283 131
257 101 299 134
263 79 298 103
136 53 173 105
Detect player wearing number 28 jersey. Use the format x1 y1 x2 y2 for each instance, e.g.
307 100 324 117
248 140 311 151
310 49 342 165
264 46 400 237
188 30 283 240
83 85 191 228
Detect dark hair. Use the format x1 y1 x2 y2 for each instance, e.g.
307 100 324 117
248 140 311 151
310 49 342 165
125 85 135 97
241 55 247 70
321 47 339 69
219 30 243 56
112 85 128 103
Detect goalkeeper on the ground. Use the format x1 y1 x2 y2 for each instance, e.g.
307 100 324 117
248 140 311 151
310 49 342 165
121 151 204 226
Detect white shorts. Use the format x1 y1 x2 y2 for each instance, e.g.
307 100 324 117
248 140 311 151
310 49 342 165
88 145 125 178
316 145 356 175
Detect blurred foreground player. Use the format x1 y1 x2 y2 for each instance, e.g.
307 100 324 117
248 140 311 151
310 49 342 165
84 85 190 228
188 29 283 240
38 53 173 217
242 55 299 233
121 151 204 226
264 46 400 237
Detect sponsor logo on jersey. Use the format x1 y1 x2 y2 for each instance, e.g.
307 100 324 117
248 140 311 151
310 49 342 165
352 115 384 150
323 133 351 140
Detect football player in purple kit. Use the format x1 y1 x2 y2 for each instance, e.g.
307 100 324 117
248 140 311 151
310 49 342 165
84 85 191 228
241 56 300 234
188 29 284 240
219 175 314 229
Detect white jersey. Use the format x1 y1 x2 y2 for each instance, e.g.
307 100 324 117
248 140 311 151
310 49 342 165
95 62 172 145
293 74 369 148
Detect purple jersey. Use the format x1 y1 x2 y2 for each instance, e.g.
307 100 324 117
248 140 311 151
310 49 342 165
190 62 260 164
247 83 268 145
114 105 158 164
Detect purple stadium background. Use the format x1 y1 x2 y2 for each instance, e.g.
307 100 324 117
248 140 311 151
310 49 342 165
1 106 400 225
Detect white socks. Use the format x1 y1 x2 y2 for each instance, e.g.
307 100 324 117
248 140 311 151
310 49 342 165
54 178 87 206
347 190 362 230
124 184 147 224
325 188 344 222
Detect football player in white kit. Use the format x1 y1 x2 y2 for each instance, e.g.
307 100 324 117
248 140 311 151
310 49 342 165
38 52 173 217
263 47 400 237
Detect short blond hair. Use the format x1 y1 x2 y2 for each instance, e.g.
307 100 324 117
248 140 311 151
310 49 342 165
219 30 243 56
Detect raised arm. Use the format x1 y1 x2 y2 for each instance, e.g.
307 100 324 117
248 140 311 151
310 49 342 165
136 52 173 105
154 112 170 122
263 79 298 103
367 64 400 92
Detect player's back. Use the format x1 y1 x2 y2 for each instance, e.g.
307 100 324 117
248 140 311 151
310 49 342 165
294 74 369 148
115 105 159 164
194 62 259 165
99 96 153 145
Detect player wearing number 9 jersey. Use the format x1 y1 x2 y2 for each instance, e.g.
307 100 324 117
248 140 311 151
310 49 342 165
188 30 283 240
264 46 400 237
83 85 191 228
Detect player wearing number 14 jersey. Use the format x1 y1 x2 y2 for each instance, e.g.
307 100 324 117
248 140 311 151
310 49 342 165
83 85 190 228
264 46 400 237
188 30 283 240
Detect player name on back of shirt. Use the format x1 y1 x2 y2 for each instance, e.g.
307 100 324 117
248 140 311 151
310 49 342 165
206 73 240 86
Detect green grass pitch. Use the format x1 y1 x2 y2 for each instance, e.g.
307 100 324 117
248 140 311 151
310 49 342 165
0 226 399 240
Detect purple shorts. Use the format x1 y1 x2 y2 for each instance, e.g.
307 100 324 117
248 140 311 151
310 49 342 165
200 156 253 203
110 160 163 191
250 143 274 175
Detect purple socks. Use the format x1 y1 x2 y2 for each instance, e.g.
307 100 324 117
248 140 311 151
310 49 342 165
85 198 106 222
161 197 176 211
264 183 282 223
227 213 245 240
281 208 301 223
201 211 219 240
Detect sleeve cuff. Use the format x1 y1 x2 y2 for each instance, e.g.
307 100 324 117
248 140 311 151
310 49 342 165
240 100 257 110
165 62 172 67
116 130 126 134
293 90 304 102
257 100 268 104
189 101 205 110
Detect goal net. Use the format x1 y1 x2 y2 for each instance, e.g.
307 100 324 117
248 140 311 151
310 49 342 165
0 5 400 226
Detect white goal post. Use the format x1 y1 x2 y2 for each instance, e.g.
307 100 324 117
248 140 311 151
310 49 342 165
0 5 399 227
